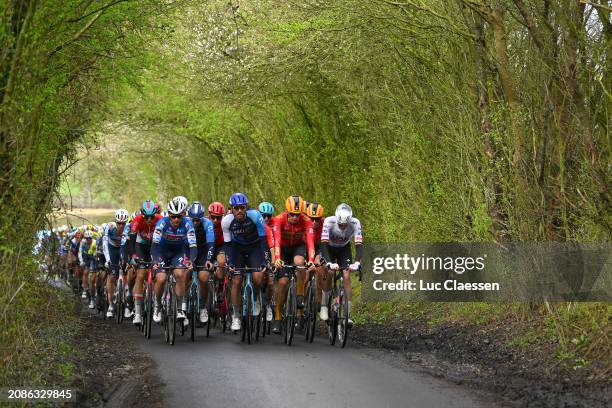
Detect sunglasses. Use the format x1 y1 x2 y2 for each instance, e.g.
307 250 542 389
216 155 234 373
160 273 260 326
116 222 126 225
288 213 300 218
262 214 272 220
144 215 154 220
192 218 201 222
210 215 223 220
170 214 183 220
233 205 246 211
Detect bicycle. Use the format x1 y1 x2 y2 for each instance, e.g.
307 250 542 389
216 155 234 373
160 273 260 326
256 267 272 340
279 264 306 346
114 263 128 324
136 261 154 339
234 267 261 345
160 265 189 345
326 263 356 348
186 265 204 342
303 267 317 343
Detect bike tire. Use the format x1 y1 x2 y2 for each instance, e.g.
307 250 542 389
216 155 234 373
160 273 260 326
339 291 349 348
190 285 197 342
116 280 124 324
255 292 261 341
246 286 252 345
328 290 338 346
306 282 317 343
286 285 296 346
206 282 213 338
169 287 176 345
145 282 153 339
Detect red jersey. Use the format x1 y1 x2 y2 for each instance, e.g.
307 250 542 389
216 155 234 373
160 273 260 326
265 224 275 249
129 214 163 244
312 217 325 245
212 221 224 247
272 213 315 262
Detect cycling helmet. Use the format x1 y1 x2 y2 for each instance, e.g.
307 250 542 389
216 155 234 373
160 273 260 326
208 201 225 216
130 210 140 222
229 193 248 207
188 201 205 219
258 202 275 216
306 202 324 219
173 196 188 208
115 209 129 223
303 201 311 214
84 230 94 239
167 198 187 215
335 203 352 225
142 199 156 217
285 195 305 214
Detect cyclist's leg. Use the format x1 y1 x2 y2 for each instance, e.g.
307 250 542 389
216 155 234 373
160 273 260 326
106 246 120 312
293 245 307 309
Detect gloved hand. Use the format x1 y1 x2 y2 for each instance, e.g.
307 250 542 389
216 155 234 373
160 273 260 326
205 261 213 271
349 262 360 271
129 258 137 266
306 261 314 269
80 262 85 267
328 263 339 270
274 259 283 268
104 261 110 269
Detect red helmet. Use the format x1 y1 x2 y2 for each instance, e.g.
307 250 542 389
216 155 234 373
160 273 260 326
208 201 225 216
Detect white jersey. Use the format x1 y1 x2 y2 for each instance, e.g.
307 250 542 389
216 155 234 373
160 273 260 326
320 216 363 247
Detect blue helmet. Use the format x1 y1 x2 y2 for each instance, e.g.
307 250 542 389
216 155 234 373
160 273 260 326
188 201 204 219
229 193 248 207
258 202 275 216
141 199 156 217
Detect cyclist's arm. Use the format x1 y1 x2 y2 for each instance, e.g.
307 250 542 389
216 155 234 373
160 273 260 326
185 219 198 262
204 218 215 263
103 227 110 262
272 215 282 261
78 241 84 265
304 217 315 263
250 209 270 265
221 214 233 267
353 218 363 263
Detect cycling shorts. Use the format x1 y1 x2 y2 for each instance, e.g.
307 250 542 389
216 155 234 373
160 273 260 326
325 244 352 269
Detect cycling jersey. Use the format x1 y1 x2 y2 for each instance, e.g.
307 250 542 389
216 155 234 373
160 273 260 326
211 221 224 248
320 216 362 247
103 222 126 262
188 216 215 264
124 214 163 244
272 212 315 263
312 217 325 245
78 239 96 269
151 217 197 262
221 209 269 268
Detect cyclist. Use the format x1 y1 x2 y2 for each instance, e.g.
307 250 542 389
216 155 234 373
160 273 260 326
222 193 270 331
186 202 215 324
94 226 107 310
70 229 85 297
320 203 363 325
258 201 276 322
79 230 97 309
271 195 315 334
103 209 129 318
207 201 228 313
121 210 141 318
122 200 163 325
151 198 197 323
304 202 327 319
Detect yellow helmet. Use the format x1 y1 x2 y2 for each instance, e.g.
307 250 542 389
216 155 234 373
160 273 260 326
305 202 324 219
284 195 305 214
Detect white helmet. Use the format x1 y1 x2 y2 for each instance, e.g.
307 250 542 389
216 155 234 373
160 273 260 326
84 230 94 238
115 208 129 223
167 198 187 215
173 196 188 208
335 203 353 225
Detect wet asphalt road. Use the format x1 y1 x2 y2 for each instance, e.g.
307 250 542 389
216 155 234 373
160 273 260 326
133 321 496 408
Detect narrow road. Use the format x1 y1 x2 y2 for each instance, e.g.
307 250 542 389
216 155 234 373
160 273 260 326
133 321 497 408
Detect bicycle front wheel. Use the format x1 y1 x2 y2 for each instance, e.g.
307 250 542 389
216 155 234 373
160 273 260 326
145 282 153 339
338 290 349 348
306 281 317 343
168 287 177 345
327 289 338 346
190 285 197 342
116 280 124 325
285 285 296 346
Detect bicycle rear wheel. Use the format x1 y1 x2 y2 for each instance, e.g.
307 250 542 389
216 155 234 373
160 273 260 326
116 279 124 324
285 285 296 346
145 282 153 339
245 287 253 344
168 287 177 345
305 281 317 343
206 282 213 337
190 285 197 342
327 289 338 346
338 290 349 348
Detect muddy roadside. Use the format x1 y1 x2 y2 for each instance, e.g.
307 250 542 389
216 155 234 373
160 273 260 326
69 304 163 408
350 318 610 408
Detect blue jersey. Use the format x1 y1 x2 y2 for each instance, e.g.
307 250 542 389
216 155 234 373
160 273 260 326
151 217 197 261
221 209 267 246
187 216 215 263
